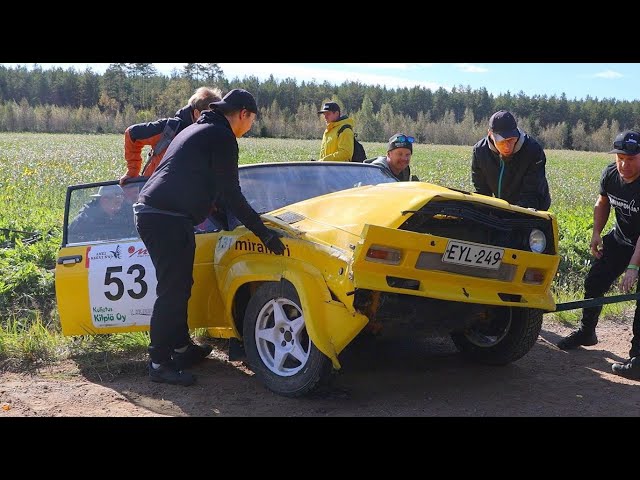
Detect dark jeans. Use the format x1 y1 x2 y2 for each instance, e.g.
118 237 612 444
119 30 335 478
581 232 640 357
135 213 195 364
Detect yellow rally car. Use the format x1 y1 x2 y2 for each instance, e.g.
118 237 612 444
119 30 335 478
55 162 559 397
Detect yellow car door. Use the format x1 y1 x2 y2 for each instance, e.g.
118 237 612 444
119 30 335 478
55 181 226 337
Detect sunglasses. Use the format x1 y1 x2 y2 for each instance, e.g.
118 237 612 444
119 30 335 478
613 139 640 155
393 135 415 144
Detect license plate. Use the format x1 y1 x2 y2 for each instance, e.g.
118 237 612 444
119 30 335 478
442 240 504 270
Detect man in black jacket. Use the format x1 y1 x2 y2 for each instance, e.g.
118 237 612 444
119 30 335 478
471 110 551 211
134 89 285 386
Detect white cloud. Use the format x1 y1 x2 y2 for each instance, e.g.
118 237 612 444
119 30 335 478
454 63 488 73
219 63 444 90
593 70 623 79
343 63 436 70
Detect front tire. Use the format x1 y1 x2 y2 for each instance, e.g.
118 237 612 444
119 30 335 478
451 307 543 365
243 281 332 397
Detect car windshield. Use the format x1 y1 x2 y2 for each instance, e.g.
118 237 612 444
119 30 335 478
239 162 397 214
63 162 397 245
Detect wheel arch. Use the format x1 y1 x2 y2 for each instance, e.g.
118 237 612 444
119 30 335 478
225 257 368 369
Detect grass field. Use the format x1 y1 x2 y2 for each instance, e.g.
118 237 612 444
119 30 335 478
0 133 614 235
0 133 630 365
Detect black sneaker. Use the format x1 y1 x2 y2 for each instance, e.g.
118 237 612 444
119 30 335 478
172 342 213 370
149 361 196 386
556 328 598 350
611 357 640 379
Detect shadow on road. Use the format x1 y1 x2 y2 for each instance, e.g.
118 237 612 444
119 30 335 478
72 325 640 417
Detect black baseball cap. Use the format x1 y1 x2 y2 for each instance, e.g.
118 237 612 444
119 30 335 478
91 184 124 198
317 102 340 114
209 88 258 114
489 110 519 141
609 130 640 155
388 133 414 153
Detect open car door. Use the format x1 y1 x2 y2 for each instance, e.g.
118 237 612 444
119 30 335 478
55 179 225 336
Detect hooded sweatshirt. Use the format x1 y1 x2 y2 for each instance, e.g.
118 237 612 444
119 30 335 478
319 115 355 162
123 104 196 177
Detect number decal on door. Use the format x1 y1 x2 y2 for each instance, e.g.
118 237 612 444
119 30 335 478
88 241 156 328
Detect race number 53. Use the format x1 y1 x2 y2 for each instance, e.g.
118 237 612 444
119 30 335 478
104 265 148 301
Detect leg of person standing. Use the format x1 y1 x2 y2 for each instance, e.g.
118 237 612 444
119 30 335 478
611 282 640 378
135 212 197 386
557 233 630 350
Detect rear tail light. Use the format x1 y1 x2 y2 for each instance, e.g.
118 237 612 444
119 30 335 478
523 268 545 284
365 245 402 265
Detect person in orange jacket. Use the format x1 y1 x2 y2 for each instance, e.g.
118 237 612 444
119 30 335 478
119 86 222 185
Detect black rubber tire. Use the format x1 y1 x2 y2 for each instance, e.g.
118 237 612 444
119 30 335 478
451 307 543 365
243 281 332 397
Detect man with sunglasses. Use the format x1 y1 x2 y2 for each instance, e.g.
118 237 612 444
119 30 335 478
471 110 551 210
557 130 640 380
369 133 417 181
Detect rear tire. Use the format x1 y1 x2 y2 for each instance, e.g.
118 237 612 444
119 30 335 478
451 307 543 365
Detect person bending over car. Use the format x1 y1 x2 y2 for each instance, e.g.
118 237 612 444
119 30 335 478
134 89 286 387
471 110 551 210
119 86 222 185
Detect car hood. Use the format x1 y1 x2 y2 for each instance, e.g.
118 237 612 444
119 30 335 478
269 181 537 250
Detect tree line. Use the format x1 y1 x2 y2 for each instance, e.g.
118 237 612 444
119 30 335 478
0 63 637 152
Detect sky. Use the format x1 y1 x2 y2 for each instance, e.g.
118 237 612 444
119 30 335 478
3 62 640 102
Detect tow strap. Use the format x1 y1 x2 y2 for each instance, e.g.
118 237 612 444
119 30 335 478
553 292 640 312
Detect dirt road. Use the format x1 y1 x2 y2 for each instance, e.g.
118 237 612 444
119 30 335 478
2 318 639 417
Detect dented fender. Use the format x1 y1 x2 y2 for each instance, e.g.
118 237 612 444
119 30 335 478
219 256 368 369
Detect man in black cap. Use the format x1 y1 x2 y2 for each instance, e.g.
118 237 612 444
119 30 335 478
369 133 416 181
471 109 551 210
134 88 286 386
557 130 640 380
317 101 355 162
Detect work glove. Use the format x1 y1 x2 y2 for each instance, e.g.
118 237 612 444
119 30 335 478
258 227 286 255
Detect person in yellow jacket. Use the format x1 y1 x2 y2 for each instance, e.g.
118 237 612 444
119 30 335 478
317 102 354 162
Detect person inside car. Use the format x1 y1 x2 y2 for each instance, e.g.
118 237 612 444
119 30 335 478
68 184 136 243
